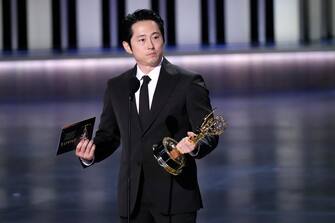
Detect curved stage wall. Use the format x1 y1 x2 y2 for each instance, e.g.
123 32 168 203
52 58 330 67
0 50 335 102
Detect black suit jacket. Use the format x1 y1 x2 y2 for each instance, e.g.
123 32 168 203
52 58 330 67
92 58 218 217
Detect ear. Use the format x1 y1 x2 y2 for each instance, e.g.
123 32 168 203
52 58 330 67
122 41 133 55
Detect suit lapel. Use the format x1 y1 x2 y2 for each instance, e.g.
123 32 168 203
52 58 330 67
141 58 180 135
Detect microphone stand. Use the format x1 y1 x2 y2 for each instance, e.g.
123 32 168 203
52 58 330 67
127 93 132 223
127 77 139 223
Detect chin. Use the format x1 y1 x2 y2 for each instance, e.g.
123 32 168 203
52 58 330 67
148 58 161 66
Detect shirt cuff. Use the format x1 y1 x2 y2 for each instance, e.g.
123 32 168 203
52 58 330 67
189 145 200 157
81 157 95 166
189 137 211 157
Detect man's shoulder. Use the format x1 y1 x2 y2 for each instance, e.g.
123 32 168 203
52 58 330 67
107 67 135 86
163 59 208 92
164 60 196 76
164 60 203 83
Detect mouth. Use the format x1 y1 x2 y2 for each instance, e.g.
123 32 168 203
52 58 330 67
147 52 157 57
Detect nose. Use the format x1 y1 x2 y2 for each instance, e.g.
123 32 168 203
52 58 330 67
147 38 154 49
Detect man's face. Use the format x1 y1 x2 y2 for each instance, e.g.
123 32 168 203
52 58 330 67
123 20 164 70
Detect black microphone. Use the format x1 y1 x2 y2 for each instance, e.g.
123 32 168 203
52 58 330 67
127 76 139 223
129 77 140 100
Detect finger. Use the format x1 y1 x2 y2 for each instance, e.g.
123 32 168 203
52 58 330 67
76 139 85 154
176 141 184 154
177 147 185 154
81 139 89 150
89 144 96 157
187 132 197 141
186 137 195 145
181 137 196 153
176 137 188 154
183 143 192 153
76 141 88 158
187 131 196 137
87 140 94 150
84 140 94 156
77 139 89 157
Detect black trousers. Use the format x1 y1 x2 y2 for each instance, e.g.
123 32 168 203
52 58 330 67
120 206 197 223
120 170 197 223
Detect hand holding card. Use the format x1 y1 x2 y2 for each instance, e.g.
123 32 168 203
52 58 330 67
56 117 95 155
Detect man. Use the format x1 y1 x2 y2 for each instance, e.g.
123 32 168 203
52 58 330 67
76 9 219 223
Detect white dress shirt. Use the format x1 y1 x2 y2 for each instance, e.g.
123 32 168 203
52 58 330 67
135 62 162 113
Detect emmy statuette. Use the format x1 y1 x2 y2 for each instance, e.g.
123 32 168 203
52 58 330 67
153 110 227 175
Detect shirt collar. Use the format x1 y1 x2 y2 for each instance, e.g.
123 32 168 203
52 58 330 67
136 58 163 83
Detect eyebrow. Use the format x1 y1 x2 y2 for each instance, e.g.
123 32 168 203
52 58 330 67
135 34 146 39
135 32 161 38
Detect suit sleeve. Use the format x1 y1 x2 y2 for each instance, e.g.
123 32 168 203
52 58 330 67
93 80 121 163
186 75 219 159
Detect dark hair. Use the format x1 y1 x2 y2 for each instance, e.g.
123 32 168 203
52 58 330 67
122 9 165 46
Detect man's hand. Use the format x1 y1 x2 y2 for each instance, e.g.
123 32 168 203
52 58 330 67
75 138 96 162
176 132 197 154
